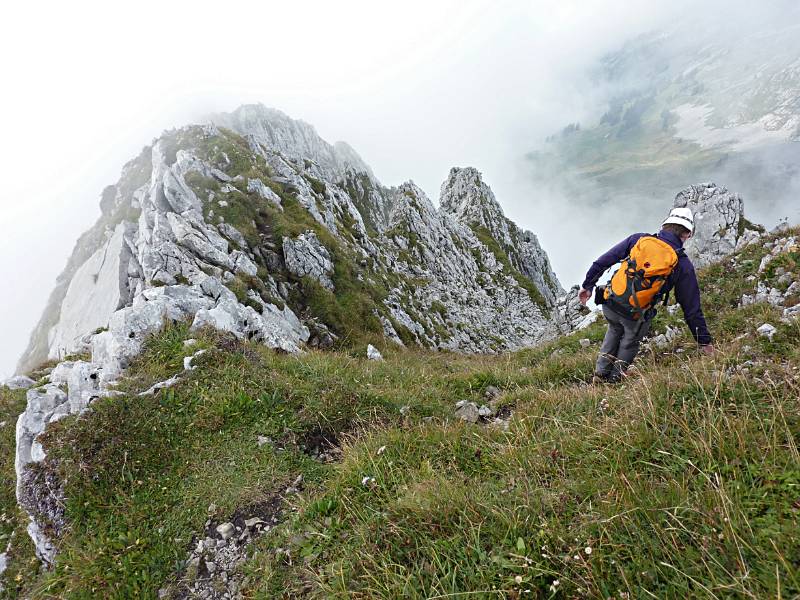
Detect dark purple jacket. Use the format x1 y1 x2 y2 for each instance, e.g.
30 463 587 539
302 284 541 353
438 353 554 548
582 230 712 345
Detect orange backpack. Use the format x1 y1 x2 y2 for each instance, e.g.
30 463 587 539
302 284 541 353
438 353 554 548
603 236 679 320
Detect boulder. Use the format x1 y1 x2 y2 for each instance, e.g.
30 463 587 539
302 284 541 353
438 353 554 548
217 222 249 251
673 183 762 267
366 344 383 361
454 400 480 423
740 282 785 307
783 304 800 322
646 325 681 350
756 323 777 341
216 523 235 540
247 178 282 208
554 286 597 333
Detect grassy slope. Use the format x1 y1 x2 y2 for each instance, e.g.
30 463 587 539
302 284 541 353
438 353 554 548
4 229 799 599
527 92 723 208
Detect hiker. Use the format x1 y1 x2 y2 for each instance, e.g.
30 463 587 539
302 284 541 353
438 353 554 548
578 207 714 383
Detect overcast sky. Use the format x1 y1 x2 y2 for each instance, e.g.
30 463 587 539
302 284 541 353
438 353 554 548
0 0 792 378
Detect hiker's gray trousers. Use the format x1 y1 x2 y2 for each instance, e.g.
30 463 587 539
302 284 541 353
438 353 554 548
595 304 652 380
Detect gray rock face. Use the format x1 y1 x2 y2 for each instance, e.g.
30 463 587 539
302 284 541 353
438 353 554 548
246 178 282 208
738 233 800 324
47 222 138 360
554 286 599 334
14 360 105 565
439 167 563 306
3 376 36 390
282 231 335 291
380 182 560 352
210 104 377 185
673 183 762 267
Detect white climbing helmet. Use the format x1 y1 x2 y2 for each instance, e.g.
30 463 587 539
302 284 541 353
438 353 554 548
662 207 694 233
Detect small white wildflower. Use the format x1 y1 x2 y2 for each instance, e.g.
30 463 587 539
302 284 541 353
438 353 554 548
573 554 580 560
377 445 387 455
514 575 523 584
361 476 376 486
584 546 592 555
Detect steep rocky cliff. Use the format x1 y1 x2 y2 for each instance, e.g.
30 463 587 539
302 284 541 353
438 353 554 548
12 105 573 563
18 105 566 378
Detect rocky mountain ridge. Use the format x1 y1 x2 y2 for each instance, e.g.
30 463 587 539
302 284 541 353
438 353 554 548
19 105 568 380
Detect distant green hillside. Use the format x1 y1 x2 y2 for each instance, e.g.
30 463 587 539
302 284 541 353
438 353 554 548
2 227 799 598
527 26 800 226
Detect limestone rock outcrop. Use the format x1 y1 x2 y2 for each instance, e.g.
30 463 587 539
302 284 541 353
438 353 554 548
282 231 335 291
554 286 599 333
673 183 763 267
439 167 563 306
210 104 378 186
2 375 36 390
378 181 560 352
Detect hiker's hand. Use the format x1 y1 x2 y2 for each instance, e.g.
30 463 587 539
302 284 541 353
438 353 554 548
578 287 591 306
700 344 714 356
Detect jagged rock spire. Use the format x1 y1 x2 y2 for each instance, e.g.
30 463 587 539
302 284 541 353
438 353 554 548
439 167 509 242
439 167 563 306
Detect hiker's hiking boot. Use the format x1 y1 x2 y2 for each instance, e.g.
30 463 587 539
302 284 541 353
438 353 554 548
592 372 627 385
